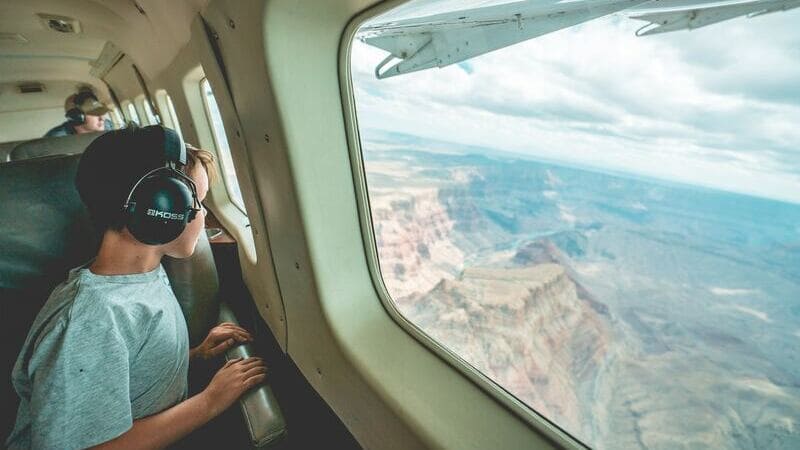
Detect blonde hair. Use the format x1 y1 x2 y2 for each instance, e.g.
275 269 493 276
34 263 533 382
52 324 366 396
185 144 217 183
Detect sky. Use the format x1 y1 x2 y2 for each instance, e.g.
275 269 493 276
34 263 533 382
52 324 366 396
350 0 800 204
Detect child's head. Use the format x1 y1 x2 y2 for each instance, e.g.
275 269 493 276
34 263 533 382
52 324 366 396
165 143 215 257
76 125 216 257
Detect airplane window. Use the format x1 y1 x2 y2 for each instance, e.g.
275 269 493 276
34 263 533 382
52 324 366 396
110 107 123 128
200 78 245 213
142 98 160 125
163 93 184 142
350 1 800 449
125 101 140 126
156 90 184 141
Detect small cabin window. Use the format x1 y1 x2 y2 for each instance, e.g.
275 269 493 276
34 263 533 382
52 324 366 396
348 2 800 449
200 78 245 213
110 107 123 128
155 90 183 141
142 98 159 125
124 101 140 126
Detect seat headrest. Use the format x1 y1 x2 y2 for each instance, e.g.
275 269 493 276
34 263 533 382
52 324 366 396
8 132 104 162
0 154 98 293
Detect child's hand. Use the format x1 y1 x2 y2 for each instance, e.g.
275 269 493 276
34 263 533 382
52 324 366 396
190 323 253 361
202 357 267 416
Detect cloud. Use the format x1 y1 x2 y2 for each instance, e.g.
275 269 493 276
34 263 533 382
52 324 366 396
710 287 758 297
351 4 800 203
731 305 772 323
542 190 558 200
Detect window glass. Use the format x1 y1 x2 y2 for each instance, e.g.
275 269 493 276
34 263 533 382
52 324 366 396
163 93 183 142
125 102 140 126
350 1 800 449
200 78 245 212
110 107 123 128
142 98 159 125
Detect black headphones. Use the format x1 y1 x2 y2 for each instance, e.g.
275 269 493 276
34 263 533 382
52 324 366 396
65 91 98 124
121 126 202 245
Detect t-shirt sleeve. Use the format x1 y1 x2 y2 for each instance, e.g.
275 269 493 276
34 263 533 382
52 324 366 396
27 314 133 449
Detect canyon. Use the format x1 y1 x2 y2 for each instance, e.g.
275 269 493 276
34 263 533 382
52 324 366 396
363 146 800 449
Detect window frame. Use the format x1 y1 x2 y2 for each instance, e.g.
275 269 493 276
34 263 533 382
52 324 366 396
110 107 124 128
339 5 586 450
199 77 247 214
155 90 183 141
123 100 140 126
141 96 159 125
134 95 148 124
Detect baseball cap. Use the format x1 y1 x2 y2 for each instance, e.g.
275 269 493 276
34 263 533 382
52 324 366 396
65 91 110 116
76 125 180 230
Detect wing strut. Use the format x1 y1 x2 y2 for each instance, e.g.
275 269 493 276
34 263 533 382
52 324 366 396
632 0 800 36
359 0 649 79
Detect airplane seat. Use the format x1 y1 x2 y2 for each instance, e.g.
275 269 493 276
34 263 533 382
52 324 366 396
0 154 97 440
0 139 27 163
0 154 220 439
8 131 104 162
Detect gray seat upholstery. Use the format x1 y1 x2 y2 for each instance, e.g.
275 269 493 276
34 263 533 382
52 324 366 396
0 153 220 439
0 140 26 163
8 132 104 162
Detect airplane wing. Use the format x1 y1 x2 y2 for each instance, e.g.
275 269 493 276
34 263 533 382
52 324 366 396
631 0 800 36
358 0 651 79
359 0 799 79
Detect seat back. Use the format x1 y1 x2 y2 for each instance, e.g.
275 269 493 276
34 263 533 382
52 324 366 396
8 132 104 162
0 140 26 163
0 154 220 439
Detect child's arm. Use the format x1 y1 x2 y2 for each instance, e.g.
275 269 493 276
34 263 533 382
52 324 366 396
90 357 266 450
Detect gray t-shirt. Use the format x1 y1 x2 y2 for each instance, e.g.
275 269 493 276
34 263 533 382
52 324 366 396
6 263 190 449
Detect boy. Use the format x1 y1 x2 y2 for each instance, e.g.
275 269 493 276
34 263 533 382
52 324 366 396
6 125 266 449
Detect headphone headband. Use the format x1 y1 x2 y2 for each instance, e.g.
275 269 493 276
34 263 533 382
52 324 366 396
162 125 186 166
73 91 97 105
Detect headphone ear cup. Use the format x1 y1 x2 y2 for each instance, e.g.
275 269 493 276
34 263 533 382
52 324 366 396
66 107 84 124
126 175 194 245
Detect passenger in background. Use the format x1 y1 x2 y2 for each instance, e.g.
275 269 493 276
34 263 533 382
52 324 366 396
44 91 112 137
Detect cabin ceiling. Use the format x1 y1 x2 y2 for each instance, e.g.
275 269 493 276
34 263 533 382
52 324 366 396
0 0 208 111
